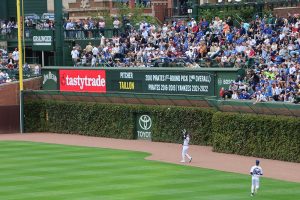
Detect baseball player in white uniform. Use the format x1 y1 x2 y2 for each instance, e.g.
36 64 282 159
250 160 263 196
180 129 192 163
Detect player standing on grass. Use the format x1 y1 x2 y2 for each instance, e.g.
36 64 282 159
250 160 263 196
180 129 192 163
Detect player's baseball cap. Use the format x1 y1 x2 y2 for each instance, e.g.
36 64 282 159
256 160 260 165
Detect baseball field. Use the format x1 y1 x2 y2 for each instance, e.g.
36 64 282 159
0 139 299 200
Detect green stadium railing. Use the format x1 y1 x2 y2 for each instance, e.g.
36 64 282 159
25 57 40 65
206 99 300 117
0 67 41 81
0 27 125 42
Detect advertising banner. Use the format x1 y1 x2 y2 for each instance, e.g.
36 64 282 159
32 30 54 51
136 114 152 141
59 69 106 93
106 70 215 96
42 69 59 90
41 68 242 96
216 71 241 94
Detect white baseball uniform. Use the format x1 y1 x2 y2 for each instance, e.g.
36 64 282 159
181 135 192 163
250 165 263 195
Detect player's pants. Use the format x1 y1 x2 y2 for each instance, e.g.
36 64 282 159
251 176 260 193
182 145 191 161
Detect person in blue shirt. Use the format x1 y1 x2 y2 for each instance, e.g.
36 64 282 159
236 37 245 44
270 35 278 44
201 19 209 30
239 89 251 100
263 25 272 35
274 54 283 64
239 26 246 35
197 31 204 38
264 82 273 100
226 32 234 43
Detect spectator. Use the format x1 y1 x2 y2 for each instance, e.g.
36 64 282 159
98 18 105 36
113 18 120 37
71 47 80 67
254 90 267 104
12 48 19 65
34 64 40 76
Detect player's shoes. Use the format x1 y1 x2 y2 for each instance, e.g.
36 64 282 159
251 193 254 197
189 157 192 163
180 160 185 163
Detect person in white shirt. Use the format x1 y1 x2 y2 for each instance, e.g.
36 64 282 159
34 65 40 76
1 24 7 34
162 24 168 34
254 91 267 104
139 21 146 31
142 29 149 40
185 48 194 61
112 44 120 56
12 48 19 63
98 19 105 36
250 160 263 196
279 32 285 41
71 47 80 67
232 90 239 99
113 18 120 36
289 64 296 75
92 46 99 56
180 129 192 163
91 55 97 67
81 54 87 66
249 38 256 47
191 18 197 27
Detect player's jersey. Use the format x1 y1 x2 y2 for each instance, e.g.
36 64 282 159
250 165 263 177
183 135 190 146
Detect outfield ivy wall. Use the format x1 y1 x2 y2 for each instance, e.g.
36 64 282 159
24 100 300 162
212 112 300 163
25 100 215 145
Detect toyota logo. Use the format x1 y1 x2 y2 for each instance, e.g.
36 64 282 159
139 115 152 130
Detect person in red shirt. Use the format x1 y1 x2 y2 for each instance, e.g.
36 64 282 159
219 87 225 99
192 24 199 33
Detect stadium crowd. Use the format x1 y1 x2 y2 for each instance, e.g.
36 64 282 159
0 48 40 84
1 13 300 103
69 14 300 103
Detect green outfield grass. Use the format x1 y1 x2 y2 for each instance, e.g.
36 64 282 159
0 141 299 200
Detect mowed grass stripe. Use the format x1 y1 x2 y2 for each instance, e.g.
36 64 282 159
0 141 299 200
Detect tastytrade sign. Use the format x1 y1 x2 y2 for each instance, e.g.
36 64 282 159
59 70 106 92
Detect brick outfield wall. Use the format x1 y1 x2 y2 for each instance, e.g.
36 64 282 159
0 77 42 106
273 7 300 17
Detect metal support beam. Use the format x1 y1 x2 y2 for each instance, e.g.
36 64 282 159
54 0 63 66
